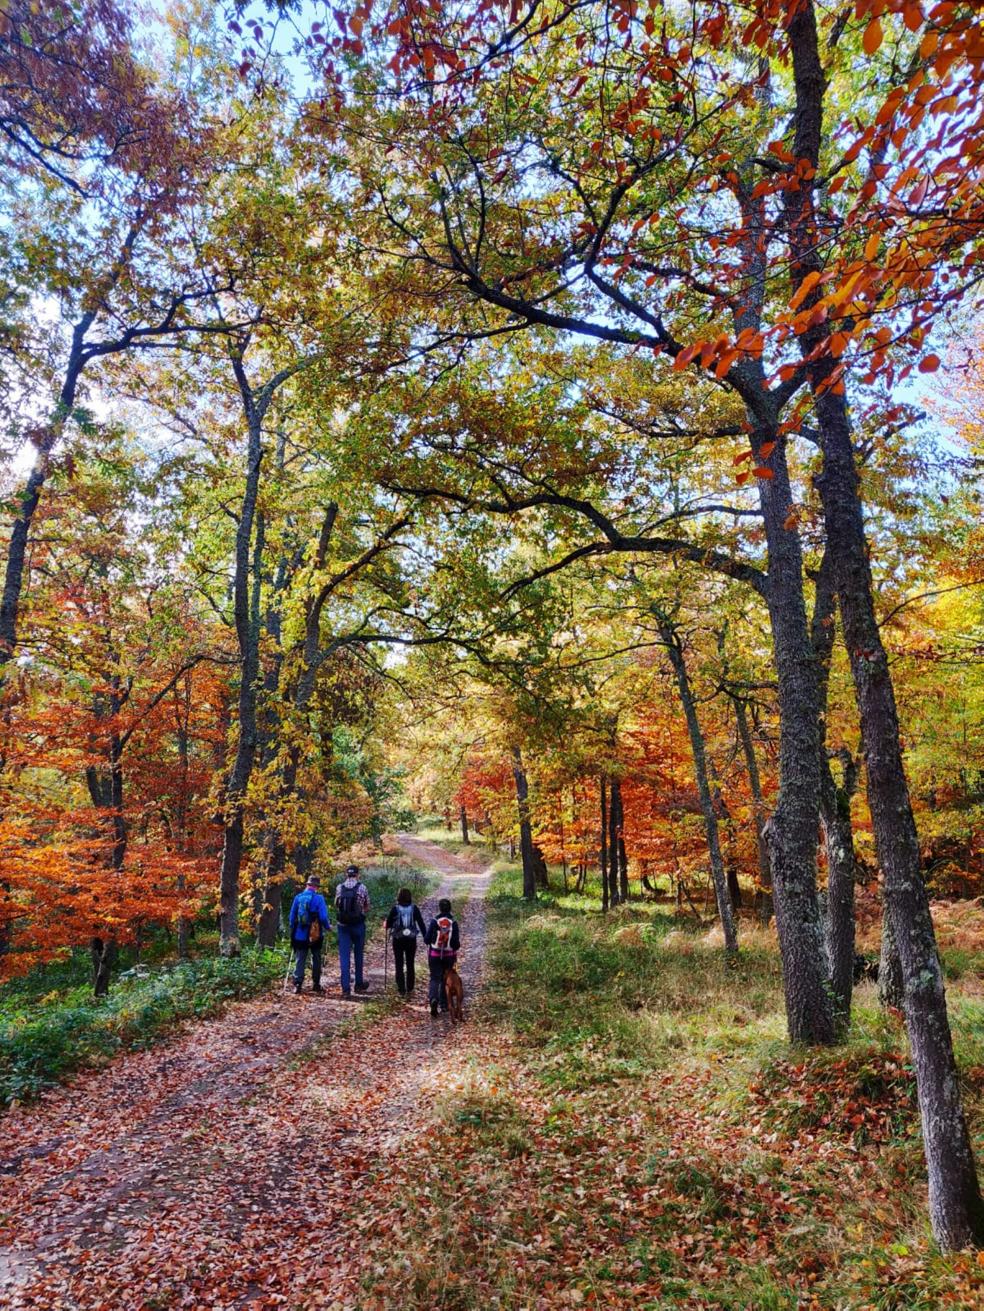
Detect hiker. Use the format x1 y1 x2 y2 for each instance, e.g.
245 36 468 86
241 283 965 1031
288 875 332 995
334 864 370 997
383 887 427 997
425 897 460 1017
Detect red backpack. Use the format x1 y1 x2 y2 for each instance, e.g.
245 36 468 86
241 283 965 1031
433 915 454 955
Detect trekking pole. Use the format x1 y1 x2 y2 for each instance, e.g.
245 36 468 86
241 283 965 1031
384 927 389 991
282 940 295 994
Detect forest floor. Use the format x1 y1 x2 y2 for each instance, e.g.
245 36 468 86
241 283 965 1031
2 841 983 1311
0 836 491 1310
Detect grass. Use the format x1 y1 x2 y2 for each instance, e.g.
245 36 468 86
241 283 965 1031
361 862 984 1310
0 863 436 1106
0 946 284 1105
413 817 496 860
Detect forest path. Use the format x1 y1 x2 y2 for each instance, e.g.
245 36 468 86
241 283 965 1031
0 836 493 1310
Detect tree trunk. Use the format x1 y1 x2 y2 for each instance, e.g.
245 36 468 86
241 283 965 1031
459 805 470 845
787 0 984 1247
90 937 117 997
879 912 905 1009
811 553 857 1027
218 402 265 958
532 843 549 890
610 777 629 901
511 746 537 901
175 678 191 959
754 431 834 1038
257 837 286 948
718 794 743 913
84 675 127 995
733 697 772 923
656 615 738 955
728 154 833 1038
814 388 984 1246
607 774 620 908
0 344 85 681
600 775 609 913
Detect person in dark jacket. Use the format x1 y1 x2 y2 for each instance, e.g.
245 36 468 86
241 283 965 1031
384 887 427 997
334 864 370 997
425 897 461 1017
288 876 332 995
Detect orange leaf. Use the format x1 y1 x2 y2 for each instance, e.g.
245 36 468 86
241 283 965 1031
863 232 881 262
758 440 776 460
863 18 883 55
789 270 822 310
753 466 775 480
918 354 941 373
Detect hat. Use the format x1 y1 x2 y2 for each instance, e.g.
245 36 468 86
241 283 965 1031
345 864 359 877
307 875 320 886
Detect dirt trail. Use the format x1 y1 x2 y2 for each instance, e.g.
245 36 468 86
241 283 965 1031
0 837 492 1310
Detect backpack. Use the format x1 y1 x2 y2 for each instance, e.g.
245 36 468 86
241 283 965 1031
336 883 364 927
296 891 319 943
433 915 454 955
395 904 415 939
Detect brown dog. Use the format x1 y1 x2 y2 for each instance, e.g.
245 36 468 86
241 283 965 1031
443 963 464 1023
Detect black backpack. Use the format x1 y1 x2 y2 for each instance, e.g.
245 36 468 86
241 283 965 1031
336 883 364 926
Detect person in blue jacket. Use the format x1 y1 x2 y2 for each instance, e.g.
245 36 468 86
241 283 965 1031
289 875 332 995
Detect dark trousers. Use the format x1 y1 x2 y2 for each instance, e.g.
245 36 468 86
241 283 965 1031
393 937 417 994
293 942 322 988
428 955 450 1009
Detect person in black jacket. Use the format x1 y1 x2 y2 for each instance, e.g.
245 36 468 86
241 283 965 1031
425 897 461 1017
383 887 427 997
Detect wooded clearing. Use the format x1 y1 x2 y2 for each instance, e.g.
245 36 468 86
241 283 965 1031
1 1 984 1306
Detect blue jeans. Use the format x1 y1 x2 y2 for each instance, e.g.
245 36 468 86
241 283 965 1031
336 922 366 992
293 942 322 988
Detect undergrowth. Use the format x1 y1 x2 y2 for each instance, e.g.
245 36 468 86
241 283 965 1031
0 947 283 1105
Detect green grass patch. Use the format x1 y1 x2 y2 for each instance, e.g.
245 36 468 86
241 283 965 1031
486 864 785 1087
412 818 494 859
0 947 284 1105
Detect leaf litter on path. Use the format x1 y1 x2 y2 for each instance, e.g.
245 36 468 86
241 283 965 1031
0 838 491 1311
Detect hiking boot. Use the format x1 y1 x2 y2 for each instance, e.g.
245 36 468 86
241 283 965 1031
293 982 302 995
430 1000 438 1017
354 982 369 994
341 988 352 999
312 984 324 995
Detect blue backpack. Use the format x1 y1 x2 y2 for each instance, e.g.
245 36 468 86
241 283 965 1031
296 892 321 944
